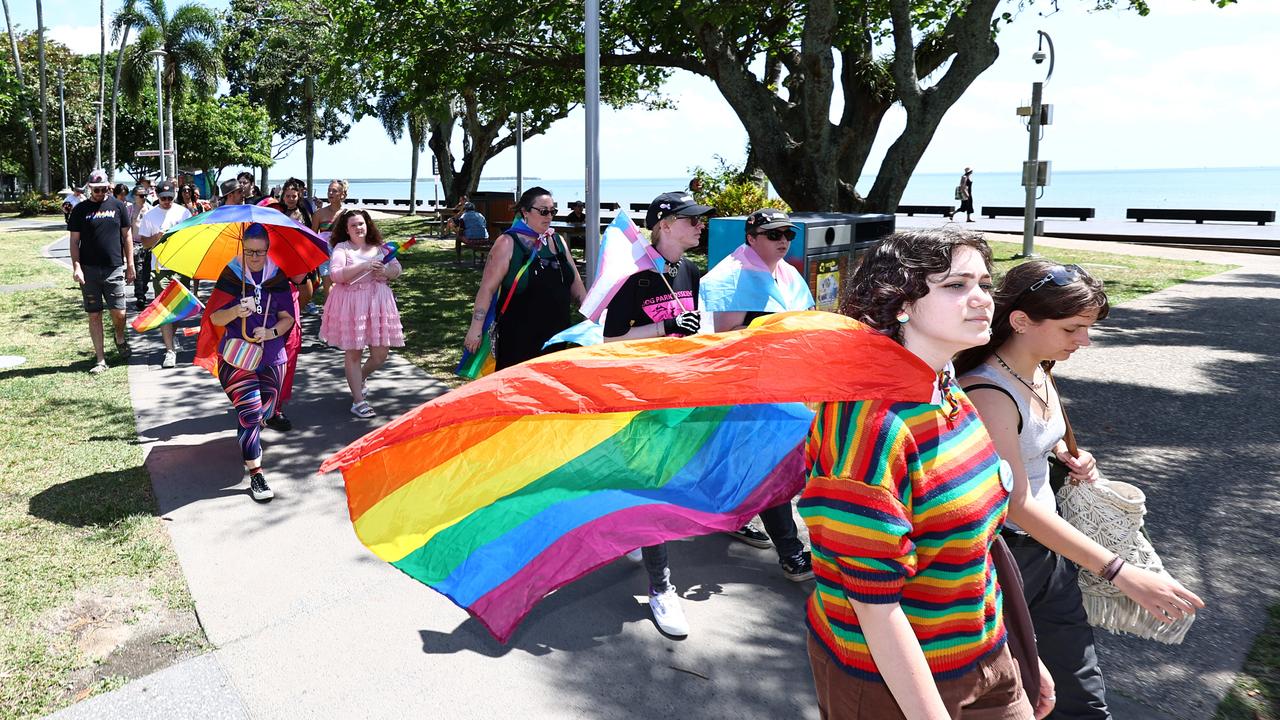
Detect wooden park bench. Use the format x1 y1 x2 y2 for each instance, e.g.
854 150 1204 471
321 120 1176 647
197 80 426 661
897 204 952 217
982 206 1096 221
1126 208 1275 226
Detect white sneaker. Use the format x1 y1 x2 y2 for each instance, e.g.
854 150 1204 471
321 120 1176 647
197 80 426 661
161 349 177 368
625 549 643 563
648 586 689 637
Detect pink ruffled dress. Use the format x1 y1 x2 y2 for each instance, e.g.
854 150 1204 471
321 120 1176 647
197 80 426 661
319 241 405 349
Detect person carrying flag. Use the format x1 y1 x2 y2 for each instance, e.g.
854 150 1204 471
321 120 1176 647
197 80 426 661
462 186 586 370
602 190 714 638
138 180 193 368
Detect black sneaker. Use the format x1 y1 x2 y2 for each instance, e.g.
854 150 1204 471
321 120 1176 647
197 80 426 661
781 551 815 582
249 471 274 502
264 412 293 432
727 525 773 549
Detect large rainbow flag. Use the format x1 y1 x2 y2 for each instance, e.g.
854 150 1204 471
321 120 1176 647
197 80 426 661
321 312 936 642
130 279 203 332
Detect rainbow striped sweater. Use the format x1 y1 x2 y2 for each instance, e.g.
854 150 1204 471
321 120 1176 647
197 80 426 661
798 386 1010 682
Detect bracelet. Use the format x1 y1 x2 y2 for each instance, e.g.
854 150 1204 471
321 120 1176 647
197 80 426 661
271 327 279 338
1099 555 1124 581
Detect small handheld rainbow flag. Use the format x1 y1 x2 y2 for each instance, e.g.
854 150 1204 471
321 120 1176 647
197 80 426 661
131 280 203 332
383 236 417 262
454 301 497 380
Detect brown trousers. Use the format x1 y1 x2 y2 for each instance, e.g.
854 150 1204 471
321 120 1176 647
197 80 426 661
807 637 1033 720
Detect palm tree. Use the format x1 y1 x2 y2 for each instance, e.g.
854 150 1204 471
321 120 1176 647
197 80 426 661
2 0 43 191
108 0 139 180
118 0 220 178
36 0 50 193
376 90 434 216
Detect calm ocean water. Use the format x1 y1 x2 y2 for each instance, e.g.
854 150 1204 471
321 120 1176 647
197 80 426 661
325 167 1278 220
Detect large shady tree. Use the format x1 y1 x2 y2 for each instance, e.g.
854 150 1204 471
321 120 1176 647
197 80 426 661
415 0 1235 212
336 0 668 206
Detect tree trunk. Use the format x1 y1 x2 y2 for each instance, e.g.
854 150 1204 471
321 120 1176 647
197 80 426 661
109 25 131 180
36 0 50 193
406 120 422 216
304 75 315 196
2 0 43 191
96 0 105 169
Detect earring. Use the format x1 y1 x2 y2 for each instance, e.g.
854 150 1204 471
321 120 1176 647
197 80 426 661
895 310 910 324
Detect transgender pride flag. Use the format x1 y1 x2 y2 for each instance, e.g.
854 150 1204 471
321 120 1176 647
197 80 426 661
131 280 203 332
698 244 815 314
578 210 663 322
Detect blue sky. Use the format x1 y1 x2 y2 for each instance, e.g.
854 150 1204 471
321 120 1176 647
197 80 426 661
18 0 1280 181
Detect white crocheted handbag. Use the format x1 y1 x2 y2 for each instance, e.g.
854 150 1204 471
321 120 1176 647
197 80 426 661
1049 374 1194 644
1056 477 1194 644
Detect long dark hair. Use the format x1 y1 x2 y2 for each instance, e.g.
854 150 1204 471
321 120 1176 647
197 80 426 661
842 229 993 345
954 259 1109 375
329 208 383 247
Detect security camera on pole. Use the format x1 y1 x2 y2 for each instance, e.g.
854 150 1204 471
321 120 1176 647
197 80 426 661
1017 31 1055 257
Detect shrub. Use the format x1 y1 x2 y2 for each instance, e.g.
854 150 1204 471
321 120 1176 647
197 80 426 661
689 156 789 218
16 191 44 217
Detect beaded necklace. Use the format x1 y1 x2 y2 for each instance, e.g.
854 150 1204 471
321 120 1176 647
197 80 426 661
993 353 1050 409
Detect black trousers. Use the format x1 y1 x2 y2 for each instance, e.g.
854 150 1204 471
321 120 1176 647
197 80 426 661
759 499 804 559
1006 534 1110 720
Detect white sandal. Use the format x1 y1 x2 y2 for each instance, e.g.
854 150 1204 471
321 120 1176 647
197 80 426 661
350 401 376 418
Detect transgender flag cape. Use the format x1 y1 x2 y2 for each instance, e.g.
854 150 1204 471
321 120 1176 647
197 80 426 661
320 311 935 642
699 244 815 313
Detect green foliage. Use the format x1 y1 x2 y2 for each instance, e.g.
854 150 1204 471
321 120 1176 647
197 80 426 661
175 94 272 179
116 0 222 107
690 157 788 217
222 0 353 160
15 190 57 216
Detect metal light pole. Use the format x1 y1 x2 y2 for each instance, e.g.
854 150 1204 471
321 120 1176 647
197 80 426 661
584 0 601 283
150 49 167 179
515 113 524 199
1019 31 1055 257
58 69 68 189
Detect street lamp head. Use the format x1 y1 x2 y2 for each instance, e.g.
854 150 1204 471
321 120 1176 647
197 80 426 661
1032 50 1047 64
148 49 167 59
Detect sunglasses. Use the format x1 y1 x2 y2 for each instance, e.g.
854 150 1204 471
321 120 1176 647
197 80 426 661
242 249 269 257
528 206 558 217
751 229 795 242
1000 264 1087 320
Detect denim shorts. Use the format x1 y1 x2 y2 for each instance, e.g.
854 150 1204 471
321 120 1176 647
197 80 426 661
81 265 127 313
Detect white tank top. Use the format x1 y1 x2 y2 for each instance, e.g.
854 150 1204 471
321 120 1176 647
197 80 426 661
961 363 1065 531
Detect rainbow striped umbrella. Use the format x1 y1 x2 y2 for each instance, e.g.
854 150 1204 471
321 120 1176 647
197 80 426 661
153 204 330 280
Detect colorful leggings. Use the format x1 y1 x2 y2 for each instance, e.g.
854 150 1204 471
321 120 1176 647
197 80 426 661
218 362 285 463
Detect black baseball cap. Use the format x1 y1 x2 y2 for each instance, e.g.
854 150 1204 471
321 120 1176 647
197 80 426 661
219 178 241 198
745 208 797 234
645 191 714 230
156 181 176 199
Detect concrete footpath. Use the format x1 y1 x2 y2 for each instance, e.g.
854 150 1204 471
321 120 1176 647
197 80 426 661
47 233 1280 720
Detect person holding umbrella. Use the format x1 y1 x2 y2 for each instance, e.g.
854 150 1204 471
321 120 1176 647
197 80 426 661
198 223 297 502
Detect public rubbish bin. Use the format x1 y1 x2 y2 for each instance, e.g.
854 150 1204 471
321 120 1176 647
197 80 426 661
707 212 894 312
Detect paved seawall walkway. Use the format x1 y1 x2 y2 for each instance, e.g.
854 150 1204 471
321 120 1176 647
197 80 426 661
45 232 1280 720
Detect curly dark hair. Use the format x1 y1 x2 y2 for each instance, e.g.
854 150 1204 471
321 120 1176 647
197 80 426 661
953 259 1109 375
329 208 383 247
841 229 993 345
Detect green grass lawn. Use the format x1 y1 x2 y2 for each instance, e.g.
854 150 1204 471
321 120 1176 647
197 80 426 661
0 230 202 719
1215 604 1280 719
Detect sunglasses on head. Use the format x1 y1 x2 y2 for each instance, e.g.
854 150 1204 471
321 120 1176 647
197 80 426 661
1027 264 1085 293
752 229 795 242
528 205 558 217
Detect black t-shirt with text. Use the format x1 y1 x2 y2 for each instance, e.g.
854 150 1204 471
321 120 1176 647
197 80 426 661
67 198 130 268
603 259 701 337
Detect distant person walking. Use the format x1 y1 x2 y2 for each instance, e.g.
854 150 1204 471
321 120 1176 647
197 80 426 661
949 167 975 222
178 183 211 216
67 170 135 374
127 184 152 305
463 186 586 370
309 179 349 313
137 180 193 369
319 209 405 418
